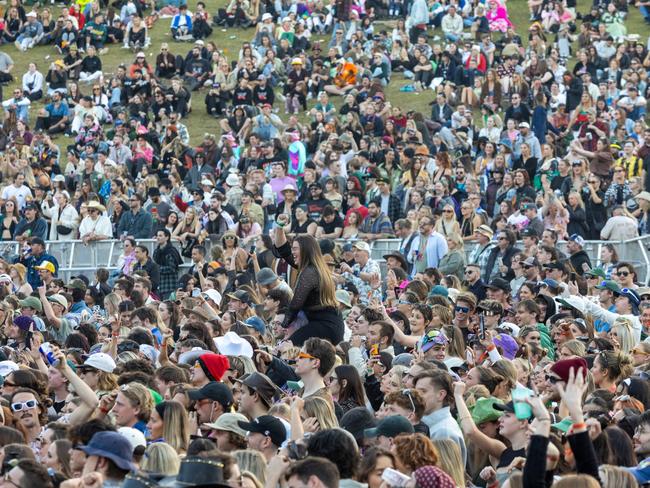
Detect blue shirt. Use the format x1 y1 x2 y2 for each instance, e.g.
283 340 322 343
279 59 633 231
422 407 467 465
45 101 69 118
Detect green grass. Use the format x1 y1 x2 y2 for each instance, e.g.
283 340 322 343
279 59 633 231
3 0 647 145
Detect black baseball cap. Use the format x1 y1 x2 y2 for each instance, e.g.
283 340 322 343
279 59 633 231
188 382 234 410
364 415 414 439
237 415 286 447
486 277 510 292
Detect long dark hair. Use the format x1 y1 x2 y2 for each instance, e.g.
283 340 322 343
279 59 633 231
334 364 365 407
294 235 337 308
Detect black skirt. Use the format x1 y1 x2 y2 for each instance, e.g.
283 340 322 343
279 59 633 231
288 307 344 346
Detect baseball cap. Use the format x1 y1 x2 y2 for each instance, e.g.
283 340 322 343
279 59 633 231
47 294 68 310
79 352 116 373
613 287 641 308
188 382 234 410
34 261 56 273
568 234 585 247
19 296 43 312
520 227 538 238
518 122 530 128
353 241 371 253
364 415 414 438
486 278 510 292
256 268 278 286
237 415 286 447
66 278 87 291
244 316 266 335
584 267 606 279
227 290 251 305
493 401 517 414
203 412 248 437
0 361 19 378
595 280 621 293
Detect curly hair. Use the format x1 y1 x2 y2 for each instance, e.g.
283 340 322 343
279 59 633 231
393 433 439 472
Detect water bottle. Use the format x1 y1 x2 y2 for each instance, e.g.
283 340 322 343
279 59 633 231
511 386 533 420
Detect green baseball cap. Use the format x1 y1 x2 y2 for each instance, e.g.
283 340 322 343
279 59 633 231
585 268 606 279
551 417 573 433
595 280 620 293
471 397 504 425
19 296 43 313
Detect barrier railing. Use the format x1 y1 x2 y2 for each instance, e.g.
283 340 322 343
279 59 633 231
0 236 648 283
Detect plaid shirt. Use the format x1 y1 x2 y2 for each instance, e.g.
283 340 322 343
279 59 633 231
153 243 182 300
359 212 394 237
468 242 496 283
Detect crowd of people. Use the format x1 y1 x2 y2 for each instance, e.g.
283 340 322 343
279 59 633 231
0 0 649 485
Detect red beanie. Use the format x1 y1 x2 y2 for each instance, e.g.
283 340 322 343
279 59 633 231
198 353 230 382
550 357 588 383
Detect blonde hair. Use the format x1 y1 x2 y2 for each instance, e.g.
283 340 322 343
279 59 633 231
491 360 518 391
446 232 465 251
242 471 263 488
104 293 122 317
611 318 635 354
303 396 338 430
553 475 600 488
599 465 638 488
431 439 465 487
160 400 190 453
120 382 154 422
97 371 119 392
141 442 181 476
560 339 586 358
233 450 267 485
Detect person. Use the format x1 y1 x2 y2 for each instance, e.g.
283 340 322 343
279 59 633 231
237 415 287 462
77 431 136 486
132 245 160 295
79 201 113 244
14 203 48 241
40 191 79 241
117 193 153 239
272 218 343 345
413 369 466 463
16 237 59 289
405 215 448 275
153 229 182 300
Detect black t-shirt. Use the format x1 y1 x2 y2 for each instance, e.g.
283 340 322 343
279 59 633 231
319 214 343 234
497 446 526 469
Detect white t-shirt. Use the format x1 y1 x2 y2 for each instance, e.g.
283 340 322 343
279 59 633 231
2 184 33 210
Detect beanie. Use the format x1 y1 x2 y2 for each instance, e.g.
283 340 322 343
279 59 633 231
550 357 588 383
198 353 230 382
13 316 35 331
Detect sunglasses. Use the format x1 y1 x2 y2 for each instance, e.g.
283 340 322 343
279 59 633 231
455 305 470 313
298 352 317 360
442 209 454 213
11 399 38 412
616 271 630 277
545 375 561 384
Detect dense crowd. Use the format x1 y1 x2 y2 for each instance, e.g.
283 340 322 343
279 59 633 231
0 0 649 485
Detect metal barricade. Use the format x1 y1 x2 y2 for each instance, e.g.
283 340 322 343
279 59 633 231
0 236 649 283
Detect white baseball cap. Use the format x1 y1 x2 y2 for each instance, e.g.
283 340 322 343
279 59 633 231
0 361 19 378
118 427 147 450
202 289 222 304
81 352 116 373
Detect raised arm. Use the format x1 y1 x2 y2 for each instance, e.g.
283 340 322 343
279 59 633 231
454 382 507 459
